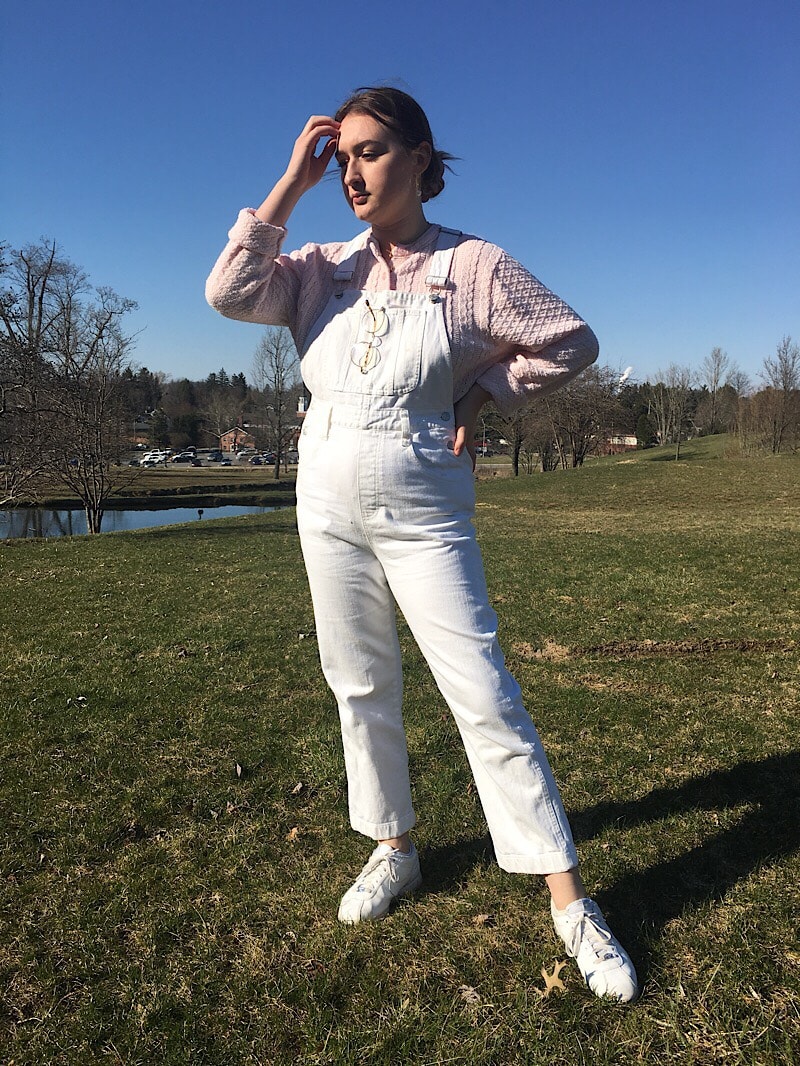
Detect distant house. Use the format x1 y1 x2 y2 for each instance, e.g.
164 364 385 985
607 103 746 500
598 433 638 456
220 427 256 453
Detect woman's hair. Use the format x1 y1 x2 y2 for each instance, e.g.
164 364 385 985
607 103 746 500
334 86 455 203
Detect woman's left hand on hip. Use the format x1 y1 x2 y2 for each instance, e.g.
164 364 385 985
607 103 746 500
453 383 492 470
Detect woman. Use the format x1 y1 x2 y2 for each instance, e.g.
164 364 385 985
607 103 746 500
206 87 638 1002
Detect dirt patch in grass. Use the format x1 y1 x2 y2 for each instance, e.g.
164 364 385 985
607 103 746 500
580 636 798 659
511 639 571 661
513 637 798 661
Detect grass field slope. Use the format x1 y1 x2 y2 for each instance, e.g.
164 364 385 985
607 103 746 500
2 439 799 1064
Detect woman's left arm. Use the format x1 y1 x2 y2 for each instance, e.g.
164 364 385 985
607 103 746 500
473 250 599 416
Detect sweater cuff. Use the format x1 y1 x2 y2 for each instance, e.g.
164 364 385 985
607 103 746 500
476 363 530 416
227 209 288 256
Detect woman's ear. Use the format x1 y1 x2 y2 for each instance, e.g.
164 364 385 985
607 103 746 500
412 140 432 174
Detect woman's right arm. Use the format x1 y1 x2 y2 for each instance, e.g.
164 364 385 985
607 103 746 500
254 115 340 226
205 116 340 326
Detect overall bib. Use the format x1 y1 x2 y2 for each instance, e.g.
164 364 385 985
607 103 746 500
295 228 578 874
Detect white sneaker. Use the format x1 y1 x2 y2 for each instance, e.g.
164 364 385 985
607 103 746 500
551 897 639 1002
337 843 422 924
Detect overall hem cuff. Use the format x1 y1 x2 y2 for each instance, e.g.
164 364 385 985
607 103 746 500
350 811 417 841
494 844 579 875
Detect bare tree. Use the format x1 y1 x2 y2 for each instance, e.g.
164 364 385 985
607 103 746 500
738 336 800 455
201 369 247 447
648 364 694 458
250 326 301 478
47 288 137 532
647 380 672 447
545 364 623 467
522 403 560 472
204 389 241 445
698 347 731 434
666 364 694 460
761 335 800 454
1 240 64 504
0 239 138 530
727 367 752 398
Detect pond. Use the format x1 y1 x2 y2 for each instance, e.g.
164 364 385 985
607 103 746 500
0 503 285 539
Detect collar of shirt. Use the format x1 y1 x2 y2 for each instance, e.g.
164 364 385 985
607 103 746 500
366 223 441 262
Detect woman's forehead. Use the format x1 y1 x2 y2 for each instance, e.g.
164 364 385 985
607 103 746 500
337 112 398 149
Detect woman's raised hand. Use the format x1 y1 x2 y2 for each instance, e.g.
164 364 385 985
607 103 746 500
283 116 340 194
255 116 340 227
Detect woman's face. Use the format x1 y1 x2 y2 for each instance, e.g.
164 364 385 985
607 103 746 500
335 112 429 229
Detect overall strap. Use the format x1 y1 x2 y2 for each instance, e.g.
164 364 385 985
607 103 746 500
332 231 370 283
425 227 462 295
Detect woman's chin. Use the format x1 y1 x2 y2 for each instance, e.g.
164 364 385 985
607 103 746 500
351 200 373 220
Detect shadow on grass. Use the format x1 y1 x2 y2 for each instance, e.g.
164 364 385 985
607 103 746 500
570 751 800 964
418 753 799 977
419 835 496 894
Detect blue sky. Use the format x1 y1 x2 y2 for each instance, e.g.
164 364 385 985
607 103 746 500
3 0 797 388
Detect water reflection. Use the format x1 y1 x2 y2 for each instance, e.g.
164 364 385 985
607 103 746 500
0 504 282 539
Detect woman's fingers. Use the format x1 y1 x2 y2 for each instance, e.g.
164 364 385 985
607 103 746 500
286 116 340 190
315 133 338 169
299 116 340 157
453 425 477 470
301 114 340 136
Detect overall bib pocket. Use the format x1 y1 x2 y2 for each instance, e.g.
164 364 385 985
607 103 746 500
334 304 426 396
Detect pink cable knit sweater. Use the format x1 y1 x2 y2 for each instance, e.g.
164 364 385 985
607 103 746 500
206 210 598 415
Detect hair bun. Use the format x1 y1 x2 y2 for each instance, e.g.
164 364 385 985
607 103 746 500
421 151 447 203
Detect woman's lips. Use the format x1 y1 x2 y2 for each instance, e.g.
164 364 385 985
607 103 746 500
351 193 368 205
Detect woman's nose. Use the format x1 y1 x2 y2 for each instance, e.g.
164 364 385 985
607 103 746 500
345 160 363 186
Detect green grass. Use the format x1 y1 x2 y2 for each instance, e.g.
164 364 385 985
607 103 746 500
2 440 799 1064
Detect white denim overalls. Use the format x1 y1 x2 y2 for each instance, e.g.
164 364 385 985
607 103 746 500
295 227 578 874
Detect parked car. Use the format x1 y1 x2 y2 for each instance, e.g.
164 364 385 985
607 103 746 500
141 450 169 464
171 452 200 464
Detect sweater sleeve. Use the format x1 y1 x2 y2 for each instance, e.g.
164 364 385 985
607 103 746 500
205 209 307 332
475 250 599 415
